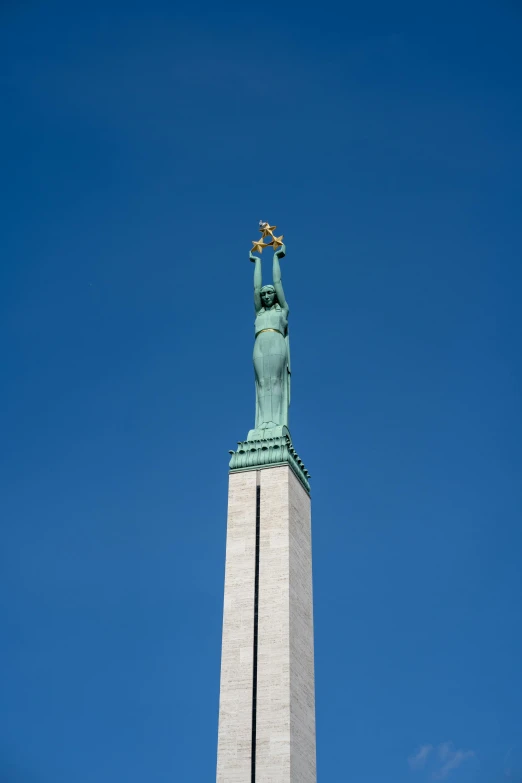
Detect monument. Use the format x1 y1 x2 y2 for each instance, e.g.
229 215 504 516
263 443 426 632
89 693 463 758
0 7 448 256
216 223 316 782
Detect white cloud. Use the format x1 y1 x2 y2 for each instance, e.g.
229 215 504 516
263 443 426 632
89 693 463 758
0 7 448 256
409 745 434 770
408 741 474 778
435 743 474 779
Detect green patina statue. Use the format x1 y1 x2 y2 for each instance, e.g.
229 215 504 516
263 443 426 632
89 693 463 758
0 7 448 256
250 244 291 432
228 226 310 493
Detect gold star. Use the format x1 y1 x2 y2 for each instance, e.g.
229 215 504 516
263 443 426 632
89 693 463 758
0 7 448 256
271 234 284 250
259 224 277 237
251 238 269 253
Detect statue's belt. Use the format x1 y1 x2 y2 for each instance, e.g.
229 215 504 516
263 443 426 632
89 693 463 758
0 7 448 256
255 328 284 337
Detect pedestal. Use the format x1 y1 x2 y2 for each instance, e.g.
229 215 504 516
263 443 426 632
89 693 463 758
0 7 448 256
216 459 316 783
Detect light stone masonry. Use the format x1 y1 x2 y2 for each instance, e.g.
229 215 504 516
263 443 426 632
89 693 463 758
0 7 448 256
257 466 316 783
216 470 257 783
217 465 316 783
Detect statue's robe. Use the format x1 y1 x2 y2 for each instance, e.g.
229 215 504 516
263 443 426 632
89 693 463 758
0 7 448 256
253 304 291 430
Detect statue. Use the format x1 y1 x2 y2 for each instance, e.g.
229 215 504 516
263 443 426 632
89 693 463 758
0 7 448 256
249 222 290 433
227 221 310 492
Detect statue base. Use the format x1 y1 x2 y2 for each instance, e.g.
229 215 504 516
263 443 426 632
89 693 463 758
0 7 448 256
228 426 310 494
246 424 288 442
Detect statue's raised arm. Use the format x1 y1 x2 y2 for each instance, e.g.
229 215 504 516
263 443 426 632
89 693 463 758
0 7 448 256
272 244 288 313
250 250 262 313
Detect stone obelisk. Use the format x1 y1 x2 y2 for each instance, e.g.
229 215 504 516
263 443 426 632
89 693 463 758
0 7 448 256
216 225 316 782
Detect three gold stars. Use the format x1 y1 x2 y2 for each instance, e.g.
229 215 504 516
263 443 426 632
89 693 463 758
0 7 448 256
251 221 285 254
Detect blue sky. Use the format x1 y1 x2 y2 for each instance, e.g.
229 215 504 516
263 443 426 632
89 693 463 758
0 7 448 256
1 1 521 781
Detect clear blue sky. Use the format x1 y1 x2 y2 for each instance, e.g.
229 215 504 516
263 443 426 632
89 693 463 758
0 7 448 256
1 2 521 781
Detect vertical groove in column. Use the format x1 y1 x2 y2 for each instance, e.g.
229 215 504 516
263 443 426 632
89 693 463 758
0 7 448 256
251 475 261 783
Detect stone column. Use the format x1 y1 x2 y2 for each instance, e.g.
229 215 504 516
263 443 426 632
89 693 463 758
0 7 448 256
216 463 316 783
216 470 257 782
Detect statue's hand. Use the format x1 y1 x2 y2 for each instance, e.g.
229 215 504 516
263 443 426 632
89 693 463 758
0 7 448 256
275 243 286 260
249 251 259 263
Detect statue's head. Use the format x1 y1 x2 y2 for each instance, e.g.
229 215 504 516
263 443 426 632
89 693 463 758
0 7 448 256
260 285 277 308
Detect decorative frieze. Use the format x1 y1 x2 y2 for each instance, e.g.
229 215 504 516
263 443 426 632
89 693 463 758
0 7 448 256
229 430 310 494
